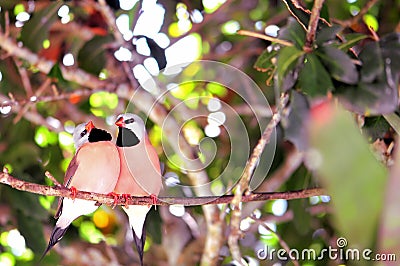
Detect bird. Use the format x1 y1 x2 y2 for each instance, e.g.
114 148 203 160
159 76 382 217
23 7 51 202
40 121 120 260
113 113 162 265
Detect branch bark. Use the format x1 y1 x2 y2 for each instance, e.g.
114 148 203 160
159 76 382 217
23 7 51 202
237 30 293 46
228 92 289 264
304 0 325 51
0 170 326 206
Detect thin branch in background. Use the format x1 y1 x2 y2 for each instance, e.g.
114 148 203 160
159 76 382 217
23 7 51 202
45 171 62 187
13 78 52 123
0 93 64 132
168 0 233 47
96 0 125 46
237 30 293 47
241 147 304 218
0 32 105 91
282 0 308 31
335 0 379 28
228 92 289 264
0 87 103 110
304 0 326 51
14 59 34 97
96 0 143 86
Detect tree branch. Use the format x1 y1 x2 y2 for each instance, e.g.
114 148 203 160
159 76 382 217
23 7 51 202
304 0 325 51
228 92 289 264
0 170 325 207
242 146 304 218
237 30 293 47
334 0 379 28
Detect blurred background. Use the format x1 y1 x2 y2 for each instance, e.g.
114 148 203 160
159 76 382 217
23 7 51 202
0 0 399 265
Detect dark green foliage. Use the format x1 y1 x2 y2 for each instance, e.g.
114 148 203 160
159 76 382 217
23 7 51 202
363 116 390 140
77 35 114 75
298 53 333 96
283 91 310 151
19 2 63 52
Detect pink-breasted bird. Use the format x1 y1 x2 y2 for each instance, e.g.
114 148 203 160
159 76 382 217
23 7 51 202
114 113 162 265
40 121 120 260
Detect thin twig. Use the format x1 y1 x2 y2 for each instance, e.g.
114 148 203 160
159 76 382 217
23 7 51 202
335 0 380 28
242 147 304 218
228 92 289 264
13 78 52 123
0 87 111 110
168 0 233 47
0 171 326 206
281 0 308 31
96 0 142 93
45 171 62 187
237 30 293 47
96 0 125 46
0 33 106 90
304 0 325 51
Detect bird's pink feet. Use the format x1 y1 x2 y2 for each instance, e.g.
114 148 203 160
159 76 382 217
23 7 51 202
150 194 158 209
70 186 77 200
122 194 131 208
107 192 120 209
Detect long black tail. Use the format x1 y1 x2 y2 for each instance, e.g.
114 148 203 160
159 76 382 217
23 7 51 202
38 226 69 263
132 226 146 266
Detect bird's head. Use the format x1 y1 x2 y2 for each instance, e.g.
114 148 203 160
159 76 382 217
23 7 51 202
115 113 146 146
72 121 95 149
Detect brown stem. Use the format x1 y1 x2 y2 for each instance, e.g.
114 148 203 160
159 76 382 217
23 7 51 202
304 0 325 52
228 92 289 263
335 0 379 28
237 30 293 46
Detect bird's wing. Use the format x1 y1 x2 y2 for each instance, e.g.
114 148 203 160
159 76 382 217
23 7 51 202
54 154 79 219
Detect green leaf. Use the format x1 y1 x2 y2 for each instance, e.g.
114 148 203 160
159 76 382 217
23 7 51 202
315 24 342 46
278 17 306 48
383 113 400 135
380 33 400 86
337 33 368 51
253 49 277 72
5 188 48 220
19 2 63 52
317 45 358 84
309 104 387 250
146 208 163 244
17 211 46 253
47 63 71 89
48 63 65 81
363 116 390 140
284 91 310 151
298 53 333 96
359 41 384 83
77 35 114 75
276 46 304 90
291 199 311 235
337 81 398 115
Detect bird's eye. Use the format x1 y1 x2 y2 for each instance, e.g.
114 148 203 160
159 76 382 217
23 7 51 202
125 118 135 124
80 129 87 137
